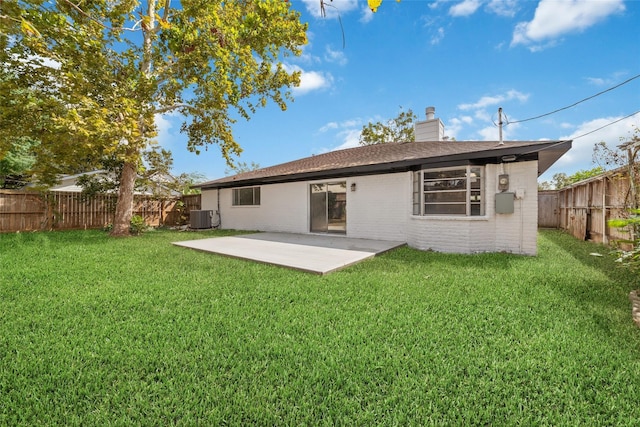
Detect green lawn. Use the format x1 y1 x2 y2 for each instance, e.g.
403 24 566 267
1 229 639 425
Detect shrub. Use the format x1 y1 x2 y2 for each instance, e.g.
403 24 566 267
129 215 147 235
609 209 640 270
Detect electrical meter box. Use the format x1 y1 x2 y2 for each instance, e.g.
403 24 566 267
495 192 515 214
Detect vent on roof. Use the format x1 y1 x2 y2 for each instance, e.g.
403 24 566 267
190 210 214 229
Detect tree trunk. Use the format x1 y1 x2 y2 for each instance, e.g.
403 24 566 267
110 160 137 236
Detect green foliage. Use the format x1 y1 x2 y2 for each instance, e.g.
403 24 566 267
359 107 417 145
0 137 36 188
540 166 605 190
609 209 640 270
225 160 261 176
129 214 146 235
1 0 307 234
593 125 639 207
173 172 205 195
0 229 639 424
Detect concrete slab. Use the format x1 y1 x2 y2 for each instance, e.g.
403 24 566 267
172 232 405 274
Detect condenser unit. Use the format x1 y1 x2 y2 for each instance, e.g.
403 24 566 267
190 210 214 229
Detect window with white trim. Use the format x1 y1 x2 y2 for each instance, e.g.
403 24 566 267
413 166 484 216
232 187 260 206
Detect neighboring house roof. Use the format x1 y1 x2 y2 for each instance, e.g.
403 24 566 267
48 170 108 193
197 140 572 189
47 170 181 196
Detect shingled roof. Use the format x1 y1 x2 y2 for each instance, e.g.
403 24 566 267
197 139 572 189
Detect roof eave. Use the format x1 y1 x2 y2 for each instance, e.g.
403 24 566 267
196 140 572 189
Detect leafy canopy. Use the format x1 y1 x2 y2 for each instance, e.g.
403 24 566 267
1 0 307 234
359 108 417 146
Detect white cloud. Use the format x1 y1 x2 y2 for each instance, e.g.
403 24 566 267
449 90 529 140
359 5 375 23
458 89 529 110
27 55 61 70
324 46 348 66
447 116 474 139
283 63 334 95
333 128 362 151
487 0 518 18
154 112 183 150
539 115 638 181
318 118 362 134
315 117 366 152
295 70 333 94
300 0 359 19
478 125 499 141
511 0 625 50
449 0 482 17
429 0 446 10
585 71 628 86
318 122 339 133
586 77 606 86
431 27 445 45
477 120 520 141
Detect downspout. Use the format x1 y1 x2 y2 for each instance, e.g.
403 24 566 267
216 187 222 228
498 107 504 145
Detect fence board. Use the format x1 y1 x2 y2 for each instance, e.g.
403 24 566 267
0 190 201 233
542 165 637 246
538 191 559 228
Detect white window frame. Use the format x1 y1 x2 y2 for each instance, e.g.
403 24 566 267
413 165 484 216
232 186 261 206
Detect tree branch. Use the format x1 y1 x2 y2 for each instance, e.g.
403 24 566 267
60 0 140 32
153 104 196 115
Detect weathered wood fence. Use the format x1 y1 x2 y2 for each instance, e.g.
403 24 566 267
538 167 636 245
0 190 201 233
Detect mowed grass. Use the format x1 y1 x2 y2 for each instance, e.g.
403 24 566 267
1 229 639 425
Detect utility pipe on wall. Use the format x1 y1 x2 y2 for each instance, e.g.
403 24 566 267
498 107 504 145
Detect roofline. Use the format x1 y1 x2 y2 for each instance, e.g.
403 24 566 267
196 140 572 190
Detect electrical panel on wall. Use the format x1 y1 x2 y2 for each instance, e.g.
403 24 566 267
495 192 515 214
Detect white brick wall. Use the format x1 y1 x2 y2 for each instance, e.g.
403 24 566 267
407 161 539 255
346 172 410 241
201 161 539 255
213 182 308 233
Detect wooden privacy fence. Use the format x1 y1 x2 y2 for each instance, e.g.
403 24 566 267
0 190 201 233
538 167 636 245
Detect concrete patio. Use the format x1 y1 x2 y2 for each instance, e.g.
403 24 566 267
172 232 405 274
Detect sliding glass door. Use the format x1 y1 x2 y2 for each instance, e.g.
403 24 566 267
310 182 346 234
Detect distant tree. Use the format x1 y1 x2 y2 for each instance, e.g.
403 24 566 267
538 181 553 191
0 137 36 189
593 125 639 208
359 108 417 146
225 161 261 176
593 126 640 271
2 1 307 236
174 172 206 195
539 167 605 190
77 148 206 198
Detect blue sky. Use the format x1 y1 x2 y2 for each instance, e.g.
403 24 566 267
157 0 640 184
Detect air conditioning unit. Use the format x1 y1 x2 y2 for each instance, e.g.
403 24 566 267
190 210 214 229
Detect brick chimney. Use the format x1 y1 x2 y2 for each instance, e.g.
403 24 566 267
414 106 445 141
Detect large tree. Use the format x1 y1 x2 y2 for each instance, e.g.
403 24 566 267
1 0 307 235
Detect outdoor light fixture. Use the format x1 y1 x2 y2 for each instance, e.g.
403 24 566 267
351 183 356 192
501 155 517 162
